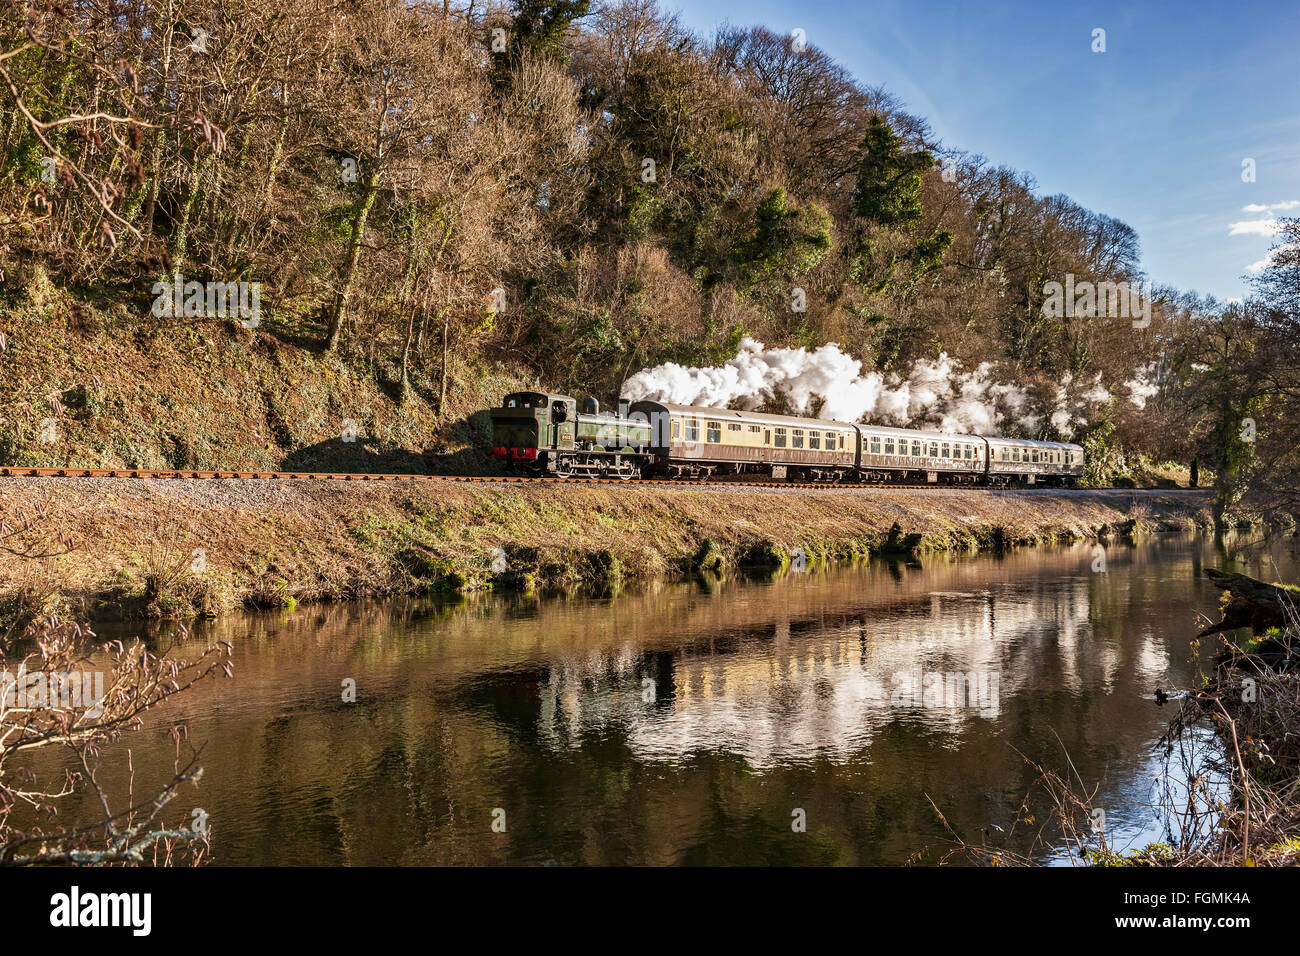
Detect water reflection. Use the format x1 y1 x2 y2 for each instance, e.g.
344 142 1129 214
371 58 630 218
16 531 1298 865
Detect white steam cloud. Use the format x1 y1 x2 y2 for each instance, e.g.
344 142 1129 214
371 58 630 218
621 338 1109 437
1123 363 1161 409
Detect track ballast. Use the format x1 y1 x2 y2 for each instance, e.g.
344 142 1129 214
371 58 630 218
0 465 1200 494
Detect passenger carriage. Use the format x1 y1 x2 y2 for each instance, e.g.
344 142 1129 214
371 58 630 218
628 400 857 481
857 425 986 484
984 437 1082 486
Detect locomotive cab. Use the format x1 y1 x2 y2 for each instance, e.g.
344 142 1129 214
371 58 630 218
489 391 573 466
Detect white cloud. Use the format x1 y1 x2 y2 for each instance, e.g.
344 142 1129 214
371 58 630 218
1246 242 1300 274
1242 200 1300 213
1229 218 1284 237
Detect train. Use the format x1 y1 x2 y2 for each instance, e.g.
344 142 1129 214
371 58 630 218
488 391 1083 486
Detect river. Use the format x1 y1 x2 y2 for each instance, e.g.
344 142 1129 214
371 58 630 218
33 531 1299 865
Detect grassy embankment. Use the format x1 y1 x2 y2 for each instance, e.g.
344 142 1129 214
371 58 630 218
0 472 1214 622
0 274 528 476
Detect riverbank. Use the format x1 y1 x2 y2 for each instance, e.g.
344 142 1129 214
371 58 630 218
0 477 1215 621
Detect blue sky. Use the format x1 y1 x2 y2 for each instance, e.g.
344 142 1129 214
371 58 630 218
671 0 1300 301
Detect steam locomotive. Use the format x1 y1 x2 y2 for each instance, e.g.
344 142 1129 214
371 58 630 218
489 391 1083 486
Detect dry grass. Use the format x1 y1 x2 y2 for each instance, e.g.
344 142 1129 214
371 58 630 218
0 476 1213 620
0 300 534 476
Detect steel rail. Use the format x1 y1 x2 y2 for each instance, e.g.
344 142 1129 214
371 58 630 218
0 465 1200 493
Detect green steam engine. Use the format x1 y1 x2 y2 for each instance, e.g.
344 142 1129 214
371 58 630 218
489 392 652 479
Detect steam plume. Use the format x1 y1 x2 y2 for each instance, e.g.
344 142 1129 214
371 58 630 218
621 338 1108 437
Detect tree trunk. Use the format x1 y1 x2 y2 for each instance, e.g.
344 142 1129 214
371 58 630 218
1199 568 1294 642
439 311 451 415
398 298 421 404
169 152 212 279
261 77 292 218
325 168 379 351
142 1 176 242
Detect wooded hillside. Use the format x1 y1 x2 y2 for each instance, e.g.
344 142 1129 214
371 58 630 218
1 0 1297 512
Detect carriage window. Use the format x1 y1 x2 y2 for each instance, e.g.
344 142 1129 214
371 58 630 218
809 432 821 450
869 437 882 454
912 441 922 457
930 442 939 457
964 445 972 460
884 438 895 455
941 443 950 458
839 435 846 450
706 421 721 443
774 427 787 448
728 423 742 432
792 429 805 449
672 421 680 440
748 425 762 433
1031 450 1039 463
685 419 699 442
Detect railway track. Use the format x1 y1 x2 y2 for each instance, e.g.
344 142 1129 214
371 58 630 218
0 465 1202 494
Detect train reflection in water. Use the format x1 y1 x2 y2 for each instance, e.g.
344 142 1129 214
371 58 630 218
534 553 1172 770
